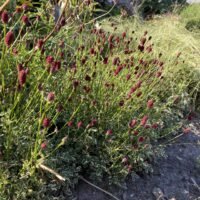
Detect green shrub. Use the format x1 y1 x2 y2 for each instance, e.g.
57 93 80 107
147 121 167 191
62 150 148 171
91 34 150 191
185 19 200 31
0 2 195 199
140 0 186 17
180 4 200 32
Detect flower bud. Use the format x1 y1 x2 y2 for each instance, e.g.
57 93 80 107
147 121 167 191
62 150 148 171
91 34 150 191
1 10 9 24
5 31 14 47
42 118 51 128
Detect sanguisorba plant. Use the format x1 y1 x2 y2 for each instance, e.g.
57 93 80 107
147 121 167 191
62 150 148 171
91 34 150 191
0 2 189 199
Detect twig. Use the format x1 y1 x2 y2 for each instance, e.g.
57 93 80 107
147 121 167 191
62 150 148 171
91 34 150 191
0 0 10 13
191 177 200 192
78 175 120 200
38 164 120 200
160 133 184 146
43 0 69 43
85 3 117 26
39 163 66 182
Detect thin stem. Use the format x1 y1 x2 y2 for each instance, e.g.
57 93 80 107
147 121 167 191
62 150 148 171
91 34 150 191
0 0 10 13
79 176 121 200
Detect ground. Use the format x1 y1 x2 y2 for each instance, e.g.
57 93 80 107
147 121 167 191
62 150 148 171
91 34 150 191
76 118 200 200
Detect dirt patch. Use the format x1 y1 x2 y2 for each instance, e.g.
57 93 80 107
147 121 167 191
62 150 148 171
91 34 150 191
76 119 200 200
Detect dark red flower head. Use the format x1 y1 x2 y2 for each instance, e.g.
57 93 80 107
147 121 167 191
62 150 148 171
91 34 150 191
156 71 162 78
135 80 142 88
108 34 114 43
5 31 14 46
56 104 63 113
106 129 112 136
145 124 151 129
126 74 131 81
36 39 44 50
83 85 91 93
50 62 57 73
152 123 159 129
17 64 23 72
129 86 137 96
1 10 9 24
89 119 97 127
77 121 83 129
18 69 27 86
47 92 55 102
146 45 153 53
67 121 73 127
138 44 144 52
147 99 154 109
22 4 28 11
140 116 148 126
38 83 43 91
85 75 91 82
55 61 61 70
84 0 91 6
136 91 142 97
144 30 148 36
12 48 18 55
140 37 146 45
129 119 137 128
133 130 139 135
113 57 120 65
183 127 191 134
22 15 31 26
60 17 65 26
42 118 51 128
122 32 126 39
103 57 108 65
119 100 124 107
90 48 96 55
73 80 79 89
60 52 64 59
114 65 123 76
16 7 22 13
46 56 54 65
187 114 193 121
138 136 144 142
127 164 132 173
81 57 87 65
41 141 47 149
115 36 120 44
